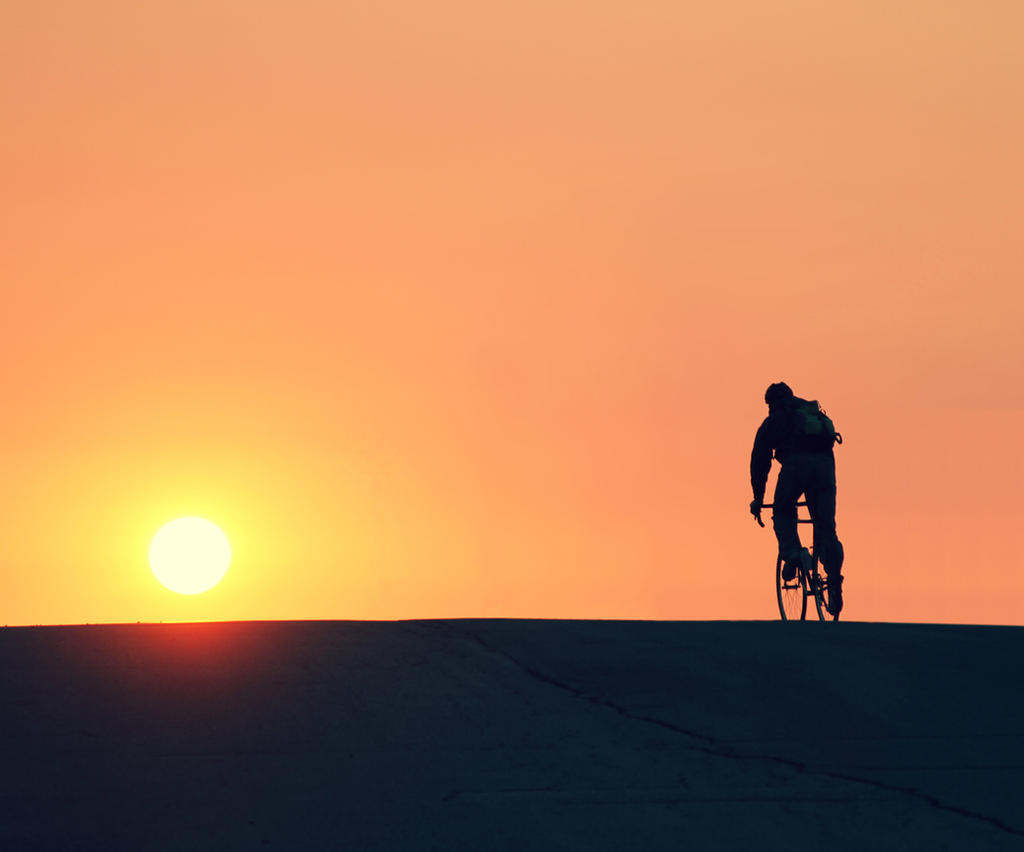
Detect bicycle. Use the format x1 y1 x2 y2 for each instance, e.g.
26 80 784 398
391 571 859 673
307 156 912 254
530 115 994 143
758 501 837 622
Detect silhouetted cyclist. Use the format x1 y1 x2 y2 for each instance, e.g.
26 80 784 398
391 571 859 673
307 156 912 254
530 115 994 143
749 382 845 615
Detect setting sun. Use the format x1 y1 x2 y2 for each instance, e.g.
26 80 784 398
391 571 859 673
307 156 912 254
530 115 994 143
149 517 232 595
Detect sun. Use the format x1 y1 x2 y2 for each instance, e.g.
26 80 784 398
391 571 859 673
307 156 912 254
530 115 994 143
149 517 231 595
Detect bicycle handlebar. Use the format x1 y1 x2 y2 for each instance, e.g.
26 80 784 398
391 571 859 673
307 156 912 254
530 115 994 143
754 501 813 528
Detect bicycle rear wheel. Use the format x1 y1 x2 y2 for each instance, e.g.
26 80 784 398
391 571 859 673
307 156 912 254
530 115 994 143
776 554 807 621
810 554 838 621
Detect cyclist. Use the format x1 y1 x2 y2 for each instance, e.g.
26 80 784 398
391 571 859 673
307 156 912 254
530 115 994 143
749 382 844 615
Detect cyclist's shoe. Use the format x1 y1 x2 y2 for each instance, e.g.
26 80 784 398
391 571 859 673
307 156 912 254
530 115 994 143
782 548 812 582
827 574 844 616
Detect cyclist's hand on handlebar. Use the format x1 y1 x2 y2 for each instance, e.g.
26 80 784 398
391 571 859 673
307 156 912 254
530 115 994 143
750 499 765 528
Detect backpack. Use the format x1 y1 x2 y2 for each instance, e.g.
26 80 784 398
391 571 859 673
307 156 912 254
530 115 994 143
789 398 843 448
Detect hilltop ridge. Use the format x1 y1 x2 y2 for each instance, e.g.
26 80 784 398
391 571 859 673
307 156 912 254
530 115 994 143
0 619 1021 850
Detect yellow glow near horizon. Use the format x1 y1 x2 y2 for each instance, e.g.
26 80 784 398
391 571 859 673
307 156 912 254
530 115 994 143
149 517 231 595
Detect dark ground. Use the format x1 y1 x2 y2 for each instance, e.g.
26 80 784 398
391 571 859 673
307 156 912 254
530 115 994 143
1 619 1021 850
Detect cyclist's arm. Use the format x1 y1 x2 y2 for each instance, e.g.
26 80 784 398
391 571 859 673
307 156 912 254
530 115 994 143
750 419 773 505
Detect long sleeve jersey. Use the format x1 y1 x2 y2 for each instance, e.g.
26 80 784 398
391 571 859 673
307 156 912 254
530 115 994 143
750 399 834 504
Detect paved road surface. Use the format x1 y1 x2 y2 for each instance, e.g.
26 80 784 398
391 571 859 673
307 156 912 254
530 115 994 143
1 619 1021 850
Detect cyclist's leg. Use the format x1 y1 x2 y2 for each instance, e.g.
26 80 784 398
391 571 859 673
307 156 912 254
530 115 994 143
772 461 803 564
805 453 843 578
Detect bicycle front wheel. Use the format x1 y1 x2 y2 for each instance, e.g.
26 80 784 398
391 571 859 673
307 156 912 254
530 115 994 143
776 554 807 621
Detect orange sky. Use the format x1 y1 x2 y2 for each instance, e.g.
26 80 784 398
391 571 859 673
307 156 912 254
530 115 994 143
2 1 1022 626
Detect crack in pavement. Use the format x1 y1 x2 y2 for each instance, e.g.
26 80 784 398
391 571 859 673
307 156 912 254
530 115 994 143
445 787 885 804
434 621 1024 839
